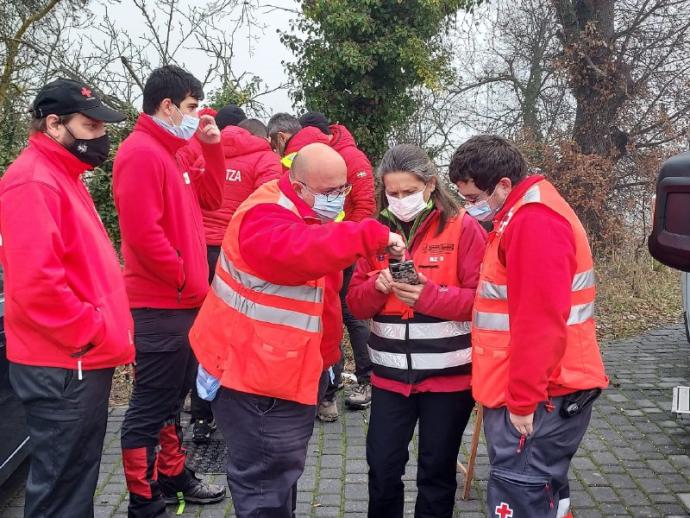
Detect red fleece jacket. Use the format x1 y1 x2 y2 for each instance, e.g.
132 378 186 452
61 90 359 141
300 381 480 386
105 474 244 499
328 124 376 222
237 174 391 367
202 126 281 245
347 210 487 395
113 114 225 309
492 176 578 415
0 133 134 370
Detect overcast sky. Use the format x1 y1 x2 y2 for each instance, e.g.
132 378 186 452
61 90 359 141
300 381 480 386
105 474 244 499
91 0 298 114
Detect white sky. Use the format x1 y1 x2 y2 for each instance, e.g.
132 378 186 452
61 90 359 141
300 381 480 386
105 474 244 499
90 0 298 113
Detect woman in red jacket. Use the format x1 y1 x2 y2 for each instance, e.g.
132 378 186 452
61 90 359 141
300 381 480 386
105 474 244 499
346 144 487 518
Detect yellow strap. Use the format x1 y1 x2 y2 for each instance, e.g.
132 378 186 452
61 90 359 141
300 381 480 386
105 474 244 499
281 152 297 169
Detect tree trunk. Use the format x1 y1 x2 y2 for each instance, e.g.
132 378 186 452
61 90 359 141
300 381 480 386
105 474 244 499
552 0 628 156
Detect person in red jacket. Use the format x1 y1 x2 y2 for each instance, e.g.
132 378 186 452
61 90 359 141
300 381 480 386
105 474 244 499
113 65 226 517
0 78 135 517
299 111 377 419
449 135 607 518
347 144 487 518
190 143 406 518
191 107 281 443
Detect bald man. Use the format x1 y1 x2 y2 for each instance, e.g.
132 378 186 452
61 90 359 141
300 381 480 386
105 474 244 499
190 143 405 518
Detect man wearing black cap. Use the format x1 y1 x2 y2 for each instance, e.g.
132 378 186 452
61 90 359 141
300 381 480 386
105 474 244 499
0 78 135 517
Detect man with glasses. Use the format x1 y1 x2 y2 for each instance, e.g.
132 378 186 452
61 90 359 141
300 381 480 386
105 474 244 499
189 143 406 518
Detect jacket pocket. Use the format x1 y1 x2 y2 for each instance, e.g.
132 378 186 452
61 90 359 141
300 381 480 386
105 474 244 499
489 468 554 513
243 326 312 399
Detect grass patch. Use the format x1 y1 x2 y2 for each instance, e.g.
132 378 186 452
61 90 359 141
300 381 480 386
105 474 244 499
595 246 682 341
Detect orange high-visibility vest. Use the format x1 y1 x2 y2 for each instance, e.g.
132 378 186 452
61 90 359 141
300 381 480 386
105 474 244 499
471 180 608 408
189 180 325 405
367 212 473 384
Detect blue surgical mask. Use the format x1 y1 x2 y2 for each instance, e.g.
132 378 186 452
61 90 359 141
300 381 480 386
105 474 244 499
153 105 199 140
466 199 497 222
313 193 345 221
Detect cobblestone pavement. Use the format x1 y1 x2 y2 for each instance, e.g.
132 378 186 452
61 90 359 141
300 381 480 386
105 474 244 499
2 325 690 517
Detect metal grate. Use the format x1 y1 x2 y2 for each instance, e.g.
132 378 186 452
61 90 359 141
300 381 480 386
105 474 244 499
672 386 690 415
183 439 227 475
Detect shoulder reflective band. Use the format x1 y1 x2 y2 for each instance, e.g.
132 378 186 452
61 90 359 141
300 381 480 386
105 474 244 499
368 346 472 370
212 274 321 333
474 302 595 331
370 320 471 340
277 192 297 211
219 252 323 304
523 185 542 203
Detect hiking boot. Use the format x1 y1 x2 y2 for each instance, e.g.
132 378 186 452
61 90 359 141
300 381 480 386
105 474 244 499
317 399 339 422
160 467 226 505
345 382 372 409
192 418 217 444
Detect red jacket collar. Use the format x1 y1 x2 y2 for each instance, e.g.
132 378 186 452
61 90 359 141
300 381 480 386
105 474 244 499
135 113 189 155
494 175 544 222
278 173 320 222
29 132 92 179
285 127 331 156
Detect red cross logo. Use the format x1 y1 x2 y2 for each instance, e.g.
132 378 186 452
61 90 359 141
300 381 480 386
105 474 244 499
495 502 514 518
81 86 92 97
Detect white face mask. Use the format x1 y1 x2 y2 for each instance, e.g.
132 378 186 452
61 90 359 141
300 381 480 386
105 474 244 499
386 190 428 222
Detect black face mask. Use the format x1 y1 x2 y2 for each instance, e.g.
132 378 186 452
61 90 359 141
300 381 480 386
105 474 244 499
63 124 111 167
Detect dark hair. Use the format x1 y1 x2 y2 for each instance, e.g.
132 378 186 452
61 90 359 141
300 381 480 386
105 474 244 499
142 65 204 115
30 113 76 134
299 111 331 135
238 118 268 138
448 135 528 191
267 112 301 137
215 104 246 130
377 144 459 234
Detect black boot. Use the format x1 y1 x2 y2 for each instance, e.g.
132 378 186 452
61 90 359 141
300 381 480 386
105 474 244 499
159 467 226 505
128 493 170 518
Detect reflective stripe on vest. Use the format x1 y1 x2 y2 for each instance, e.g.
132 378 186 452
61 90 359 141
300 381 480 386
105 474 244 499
474 302 595 331
367 346 472 370
218 251 323 304
211 266 321 333
370 320 471 341
479 268 596 301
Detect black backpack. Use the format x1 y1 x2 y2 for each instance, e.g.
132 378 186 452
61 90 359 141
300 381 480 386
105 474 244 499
648 150 690 271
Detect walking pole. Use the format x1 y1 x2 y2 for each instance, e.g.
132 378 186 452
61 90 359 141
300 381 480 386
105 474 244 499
456 404 484 501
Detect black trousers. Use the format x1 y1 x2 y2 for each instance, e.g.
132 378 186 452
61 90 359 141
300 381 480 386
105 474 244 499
121 308 197 513
9 363 114 518
189 244 221 422
367 387 475 518
213 388 316 518
323 265 372 401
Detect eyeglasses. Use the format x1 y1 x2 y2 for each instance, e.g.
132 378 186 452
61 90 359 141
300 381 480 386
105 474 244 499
298 181 352 201
458 186 495 206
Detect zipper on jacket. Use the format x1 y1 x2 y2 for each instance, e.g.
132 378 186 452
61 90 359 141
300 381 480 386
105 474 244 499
70 343 95 380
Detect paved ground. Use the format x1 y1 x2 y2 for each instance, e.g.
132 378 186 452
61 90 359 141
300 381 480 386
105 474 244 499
2 325 690 517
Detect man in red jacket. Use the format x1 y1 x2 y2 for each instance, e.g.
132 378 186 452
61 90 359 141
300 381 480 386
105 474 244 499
113 65 226 517
0 79 135 517
192 106 281 443
298 112 377 418
449 135 607 518
190 143 406 518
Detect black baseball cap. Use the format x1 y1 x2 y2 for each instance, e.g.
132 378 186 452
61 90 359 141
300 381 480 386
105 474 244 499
299 111 331 135
215 104 247 130
30 78 126 122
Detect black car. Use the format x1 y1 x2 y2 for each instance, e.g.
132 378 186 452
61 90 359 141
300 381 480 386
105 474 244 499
0 269 30 486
